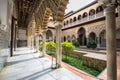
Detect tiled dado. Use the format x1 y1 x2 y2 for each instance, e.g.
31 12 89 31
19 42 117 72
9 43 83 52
0 29 10 71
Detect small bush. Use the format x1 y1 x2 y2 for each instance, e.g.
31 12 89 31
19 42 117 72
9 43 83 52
46 42 56 52
72 40 80 47
62 41 75 60
87 39 97 49
40 41 56 52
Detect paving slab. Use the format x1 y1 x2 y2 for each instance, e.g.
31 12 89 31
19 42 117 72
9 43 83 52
0 47 83 80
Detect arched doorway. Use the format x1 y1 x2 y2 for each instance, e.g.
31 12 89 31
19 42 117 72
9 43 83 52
71 35 76 42
67 35 71 42
77 28 86 46
99 30 106 47
116 29 120 48
89 32 96 40
64 36 66 42
46 30 53 42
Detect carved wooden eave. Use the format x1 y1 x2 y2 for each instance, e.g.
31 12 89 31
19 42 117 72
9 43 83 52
35 0 61 27
14 0 69 29
14 0 42 28
42 8 51 29
35 19 41 34
56 0 69 22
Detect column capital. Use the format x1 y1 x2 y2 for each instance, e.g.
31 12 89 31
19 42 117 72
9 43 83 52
98 0 118 8
54 21 63 28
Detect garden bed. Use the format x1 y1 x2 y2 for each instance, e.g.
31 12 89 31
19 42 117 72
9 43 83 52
46 50 100 76
68 51 106 72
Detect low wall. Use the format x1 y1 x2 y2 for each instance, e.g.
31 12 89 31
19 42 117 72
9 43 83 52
65 51 106 72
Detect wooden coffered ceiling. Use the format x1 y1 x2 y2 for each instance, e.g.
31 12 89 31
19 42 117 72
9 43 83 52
14 0 68 28
14 0 41 27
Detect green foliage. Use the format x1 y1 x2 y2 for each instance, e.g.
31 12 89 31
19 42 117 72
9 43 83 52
62 41 75 60
72 40 80 47
62 55 99 76
40 42 43 51
62 41 75 54
87 39 97 49
46 42 56 52
40 41 56 52
46 51 100 76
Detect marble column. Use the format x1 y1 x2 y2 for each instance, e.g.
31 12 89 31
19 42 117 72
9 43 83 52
36 35 39 52
28 37 30 48
105 3 117 80
32 19 36 50
14 24 17 51
97 37 100 48
42 30 46 56
30 37 32 49
10 17 15 57
55 22 62 68
32 36 34 49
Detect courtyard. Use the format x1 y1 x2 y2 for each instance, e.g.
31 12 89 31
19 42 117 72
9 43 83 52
0 0 120 80
0 47 120 80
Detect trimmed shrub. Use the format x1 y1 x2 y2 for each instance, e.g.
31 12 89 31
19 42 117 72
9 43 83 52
87 39 97 49
40 41 56 52
72 40 80 47
46 41 56 52
62 41 75 60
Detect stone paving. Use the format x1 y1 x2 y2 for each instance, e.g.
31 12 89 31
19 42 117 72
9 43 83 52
0 48 83 80
0 47 119 80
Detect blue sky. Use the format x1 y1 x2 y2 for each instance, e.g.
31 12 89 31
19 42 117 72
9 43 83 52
65 0 96 14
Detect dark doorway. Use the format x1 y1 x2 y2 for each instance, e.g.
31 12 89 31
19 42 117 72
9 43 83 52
77 28 86 46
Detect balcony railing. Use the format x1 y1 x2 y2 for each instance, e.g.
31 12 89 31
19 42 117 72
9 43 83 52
96 12 104 18
63 12 104 28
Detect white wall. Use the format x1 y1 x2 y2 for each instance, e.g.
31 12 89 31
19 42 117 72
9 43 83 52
0 0 8 25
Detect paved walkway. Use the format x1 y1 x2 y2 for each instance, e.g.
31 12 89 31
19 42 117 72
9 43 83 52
1 47 119 80
0 48 83 80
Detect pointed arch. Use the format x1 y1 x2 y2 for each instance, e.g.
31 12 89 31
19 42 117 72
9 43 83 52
96 6 104 18
99 30 106 47
71 35 76 42
42 8 52 29
46 30 53 41
77 27 86 46
89 32 97 40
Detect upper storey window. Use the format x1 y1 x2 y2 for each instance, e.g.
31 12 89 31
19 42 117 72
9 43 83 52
96 6 103 13
73 17 77 22
89 9 95 16
82 12 88 18
96 6 104 17
66 20 69 25
78 15 81 20
70 18 72 23
64 22 66 26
